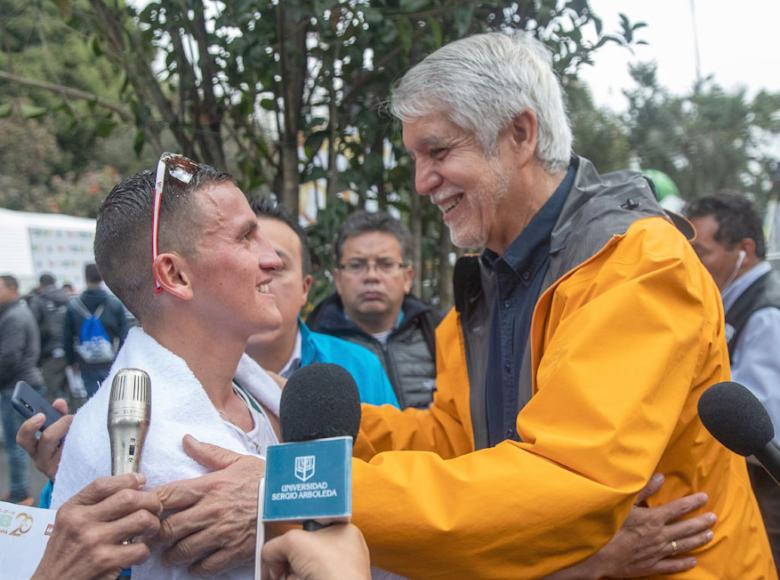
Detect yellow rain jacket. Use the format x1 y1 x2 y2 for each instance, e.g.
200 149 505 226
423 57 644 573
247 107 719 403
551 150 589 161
351 159 775 579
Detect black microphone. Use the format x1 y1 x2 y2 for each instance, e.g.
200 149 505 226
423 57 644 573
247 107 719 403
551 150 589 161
263 363 361 530
280 363 361 444
698 381 780 484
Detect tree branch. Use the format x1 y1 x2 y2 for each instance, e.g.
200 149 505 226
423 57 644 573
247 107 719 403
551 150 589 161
0 70 133 121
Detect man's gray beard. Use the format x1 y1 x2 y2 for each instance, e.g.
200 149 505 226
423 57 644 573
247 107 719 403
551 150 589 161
446 171 509 252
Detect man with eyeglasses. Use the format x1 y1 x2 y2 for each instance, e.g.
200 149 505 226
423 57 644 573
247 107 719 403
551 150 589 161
48 154 286 579
307 210 442 409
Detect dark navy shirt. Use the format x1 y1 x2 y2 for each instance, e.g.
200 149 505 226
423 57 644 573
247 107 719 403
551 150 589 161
483 162 576 447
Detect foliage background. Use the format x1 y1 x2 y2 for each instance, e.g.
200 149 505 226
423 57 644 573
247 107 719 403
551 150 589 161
1 0 778 308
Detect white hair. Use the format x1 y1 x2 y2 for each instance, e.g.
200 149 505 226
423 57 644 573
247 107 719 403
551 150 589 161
391 31 572 173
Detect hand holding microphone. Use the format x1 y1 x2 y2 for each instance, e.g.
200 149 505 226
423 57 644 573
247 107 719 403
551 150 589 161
264 363 361 530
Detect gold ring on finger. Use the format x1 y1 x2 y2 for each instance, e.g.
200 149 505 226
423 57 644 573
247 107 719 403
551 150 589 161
671 540 679 555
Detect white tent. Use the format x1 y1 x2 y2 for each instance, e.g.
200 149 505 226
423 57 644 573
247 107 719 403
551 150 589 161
0 208 96 292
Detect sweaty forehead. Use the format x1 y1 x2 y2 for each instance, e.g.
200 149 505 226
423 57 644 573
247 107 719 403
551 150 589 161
198 183 253 227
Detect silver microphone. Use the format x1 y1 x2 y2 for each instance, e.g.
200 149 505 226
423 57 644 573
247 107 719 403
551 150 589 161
108 368 151 476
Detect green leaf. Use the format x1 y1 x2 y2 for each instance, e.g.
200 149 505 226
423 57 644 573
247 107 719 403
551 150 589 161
96 118 117 138
20 104 48 119
396 17 413 52
91 35 103 57
0 103 12 118
427 17 442 48
133 131 146 157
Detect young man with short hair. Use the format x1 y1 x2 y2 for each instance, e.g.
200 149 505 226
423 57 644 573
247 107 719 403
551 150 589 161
51 155 284 579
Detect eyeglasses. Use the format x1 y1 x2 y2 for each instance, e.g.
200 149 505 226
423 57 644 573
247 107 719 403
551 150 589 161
152 152 200 293
337 259 408 276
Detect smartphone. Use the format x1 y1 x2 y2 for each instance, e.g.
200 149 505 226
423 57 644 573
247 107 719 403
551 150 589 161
11 381 64 431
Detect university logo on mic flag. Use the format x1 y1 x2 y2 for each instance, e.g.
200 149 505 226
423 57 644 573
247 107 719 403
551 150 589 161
263 436 352 523
295 455 316 482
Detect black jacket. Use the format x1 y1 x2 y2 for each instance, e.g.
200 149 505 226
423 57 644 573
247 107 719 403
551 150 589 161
0 299 44 391
27 286 69 359
307 294 441 409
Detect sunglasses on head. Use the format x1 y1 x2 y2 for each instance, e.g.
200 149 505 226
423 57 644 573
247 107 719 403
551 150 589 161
152 152 200 293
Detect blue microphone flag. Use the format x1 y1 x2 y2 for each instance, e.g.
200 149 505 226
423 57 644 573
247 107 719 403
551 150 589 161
262 436 352 523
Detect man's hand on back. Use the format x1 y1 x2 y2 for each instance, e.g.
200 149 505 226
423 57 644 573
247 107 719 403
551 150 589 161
155 435 266 576
544 474 715 579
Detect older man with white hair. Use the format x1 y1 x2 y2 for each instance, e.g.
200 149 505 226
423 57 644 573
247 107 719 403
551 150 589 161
152 32 774 579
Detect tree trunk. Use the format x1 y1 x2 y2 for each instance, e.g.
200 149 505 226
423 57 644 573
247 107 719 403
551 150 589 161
277 0 308 214
325 50 339 207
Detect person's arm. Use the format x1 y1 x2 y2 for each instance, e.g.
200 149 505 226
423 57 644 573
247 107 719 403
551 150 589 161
261 524 370 580
16 398 72 480
32 474 161 580
353 307 475 460
729 307 780 430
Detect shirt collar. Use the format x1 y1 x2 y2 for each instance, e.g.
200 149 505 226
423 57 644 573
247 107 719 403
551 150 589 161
481 161 575 276
722 261 772 310
280 328 303 378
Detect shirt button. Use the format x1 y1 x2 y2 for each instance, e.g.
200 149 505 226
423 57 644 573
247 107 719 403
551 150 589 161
505 428 515 439
522 271 531 281
503 300 511 309
504 362 511 372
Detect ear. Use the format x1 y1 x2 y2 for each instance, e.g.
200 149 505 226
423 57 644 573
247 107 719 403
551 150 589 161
333 268 344 296
301 274 313 303
152 252 193 301
403 265 413 294
739 237 756 258
509 110 538 167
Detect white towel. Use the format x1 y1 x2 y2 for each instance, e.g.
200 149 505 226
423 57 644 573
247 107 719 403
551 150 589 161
52 327 281 579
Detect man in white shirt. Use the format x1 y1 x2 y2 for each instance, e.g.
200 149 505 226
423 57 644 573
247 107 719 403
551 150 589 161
686 193 780 570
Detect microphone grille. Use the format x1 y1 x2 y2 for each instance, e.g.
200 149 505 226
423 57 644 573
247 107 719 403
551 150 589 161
110 369 151 403
698 381 775 456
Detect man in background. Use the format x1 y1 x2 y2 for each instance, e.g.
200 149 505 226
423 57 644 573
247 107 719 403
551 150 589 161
308 211 440 409
26 273 69 399
63 263 128 397
0 274 44 505
246 199 399 407
685 193 780 569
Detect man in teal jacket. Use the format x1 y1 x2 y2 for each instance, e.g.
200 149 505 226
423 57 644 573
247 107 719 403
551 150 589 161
245 198 398 408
